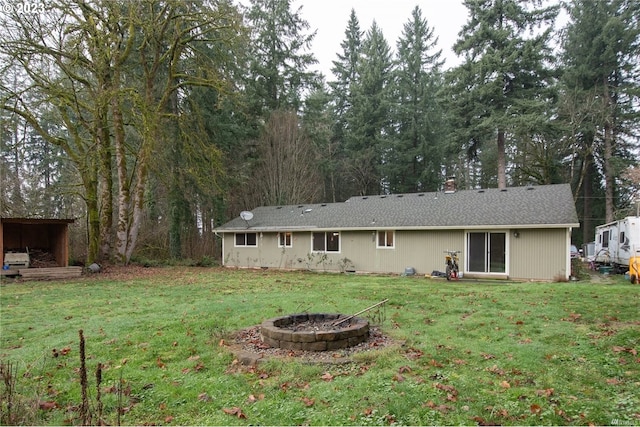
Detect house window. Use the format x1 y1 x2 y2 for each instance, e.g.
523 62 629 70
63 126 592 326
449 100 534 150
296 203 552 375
377 231 394 248
467 232 506 273
235 232 257 247
278 232 292 248
312 231 340 252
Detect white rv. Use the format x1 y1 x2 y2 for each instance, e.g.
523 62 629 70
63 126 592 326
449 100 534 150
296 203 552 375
594 216 640 271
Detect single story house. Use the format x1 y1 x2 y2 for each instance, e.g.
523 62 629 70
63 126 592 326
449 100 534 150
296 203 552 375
214 183 579 281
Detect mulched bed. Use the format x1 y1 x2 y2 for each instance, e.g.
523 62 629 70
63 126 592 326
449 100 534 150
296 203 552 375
227 324 401 365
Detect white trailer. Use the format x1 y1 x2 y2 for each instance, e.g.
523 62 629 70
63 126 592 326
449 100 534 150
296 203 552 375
594 216 640 271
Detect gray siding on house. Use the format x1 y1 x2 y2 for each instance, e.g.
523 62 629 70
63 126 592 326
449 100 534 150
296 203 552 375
221 227 569 281
509 228 569 281
217 184 579 281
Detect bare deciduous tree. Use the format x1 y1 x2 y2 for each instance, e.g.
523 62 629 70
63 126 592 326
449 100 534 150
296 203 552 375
250 110 322 206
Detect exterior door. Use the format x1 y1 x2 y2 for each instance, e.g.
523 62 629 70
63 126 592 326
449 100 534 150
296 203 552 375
467 232 506 273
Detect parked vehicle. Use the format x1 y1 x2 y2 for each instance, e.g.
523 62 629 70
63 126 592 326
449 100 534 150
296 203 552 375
570 245 579 259
594 216 640 273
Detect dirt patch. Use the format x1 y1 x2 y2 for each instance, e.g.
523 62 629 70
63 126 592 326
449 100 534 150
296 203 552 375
226 325 401 365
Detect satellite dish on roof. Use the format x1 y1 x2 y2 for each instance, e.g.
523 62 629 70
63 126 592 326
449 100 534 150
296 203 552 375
240 211 254 221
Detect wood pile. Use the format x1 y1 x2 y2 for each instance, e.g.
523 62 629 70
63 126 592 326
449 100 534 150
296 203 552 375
28 248 59 268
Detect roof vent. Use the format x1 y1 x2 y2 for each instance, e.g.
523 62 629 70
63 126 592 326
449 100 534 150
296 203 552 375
500 189 508 192
418 193 425 197
362 197 368 200
380 195 387 199
397 194 403 198
478 190 485 193
526 186 535 191
297 205 303 208
321 203 327 206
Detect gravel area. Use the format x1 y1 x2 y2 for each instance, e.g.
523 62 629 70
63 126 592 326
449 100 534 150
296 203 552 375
228 324 400 365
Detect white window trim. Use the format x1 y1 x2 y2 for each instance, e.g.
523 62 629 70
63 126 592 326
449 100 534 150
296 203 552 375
376 230 395 249
234 232 258 247
464 230 509 277
278 232 293 248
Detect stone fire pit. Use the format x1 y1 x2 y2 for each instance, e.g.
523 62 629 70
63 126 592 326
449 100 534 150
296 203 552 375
260 313 370 352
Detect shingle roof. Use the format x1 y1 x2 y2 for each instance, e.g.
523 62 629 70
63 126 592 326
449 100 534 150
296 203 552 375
215 184 579 232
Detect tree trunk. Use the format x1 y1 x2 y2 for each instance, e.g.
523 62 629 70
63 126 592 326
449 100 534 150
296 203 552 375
168 89 183 259
603 78 614 223
85 176 101 264
113 83 130 263
496 129 507 189
125 155 149 264
98 122 113 262
582 152 594 244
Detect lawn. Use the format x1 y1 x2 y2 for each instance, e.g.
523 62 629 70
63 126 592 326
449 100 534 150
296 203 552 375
1 267 638 426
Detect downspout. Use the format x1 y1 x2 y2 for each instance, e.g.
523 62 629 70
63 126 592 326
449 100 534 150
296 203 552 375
215 232 224 267
567 228 573 281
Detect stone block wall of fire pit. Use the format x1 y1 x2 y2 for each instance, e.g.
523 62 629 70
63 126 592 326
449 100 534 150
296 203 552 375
260 313 370 352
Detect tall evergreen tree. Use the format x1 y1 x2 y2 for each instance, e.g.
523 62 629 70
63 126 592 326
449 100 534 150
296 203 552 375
448 0 559 189
387 6 445 193
346 22 394 196
245 0 321 116
327 9 364 201
301 86 335 202
560 0 640 224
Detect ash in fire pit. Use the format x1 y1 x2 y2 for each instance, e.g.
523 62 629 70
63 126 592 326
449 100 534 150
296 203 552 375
260 313 369 352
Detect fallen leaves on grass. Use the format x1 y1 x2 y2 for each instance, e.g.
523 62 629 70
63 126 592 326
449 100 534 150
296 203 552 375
38 400 59 410
301 397 315 407
198 392 212 402
424 400 453 413
404 347 423 360
487 364 505 376
429 358 444 367
51 347 71 358
247 393 264 403
536 388 554 397
612 346 638 356
222 407 247 419
321 372 334 381
561 312 582 322
434 383 458 402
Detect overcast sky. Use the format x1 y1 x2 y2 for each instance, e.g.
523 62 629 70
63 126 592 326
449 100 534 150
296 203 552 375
293 0 469 77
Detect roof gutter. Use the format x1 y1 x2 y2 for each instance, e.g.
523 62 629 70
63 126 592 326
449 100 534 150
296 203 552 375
214 223 580 233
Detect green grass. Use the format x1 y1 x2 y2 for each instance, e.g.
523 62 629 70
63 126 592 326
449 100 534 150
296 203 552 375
1 268 639 425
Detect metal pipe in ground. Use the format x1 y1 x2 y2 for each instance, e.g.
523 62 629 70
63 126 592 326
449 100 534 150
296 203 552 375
332 299 389 327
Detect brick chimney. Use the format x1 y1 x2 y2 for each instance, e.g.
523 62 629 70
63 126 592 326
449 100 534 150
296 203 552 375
444 177 456 194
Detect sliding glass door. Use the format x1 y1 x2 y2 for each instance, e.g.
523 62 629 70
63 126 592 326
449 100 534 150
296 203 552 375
467 232 506 273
